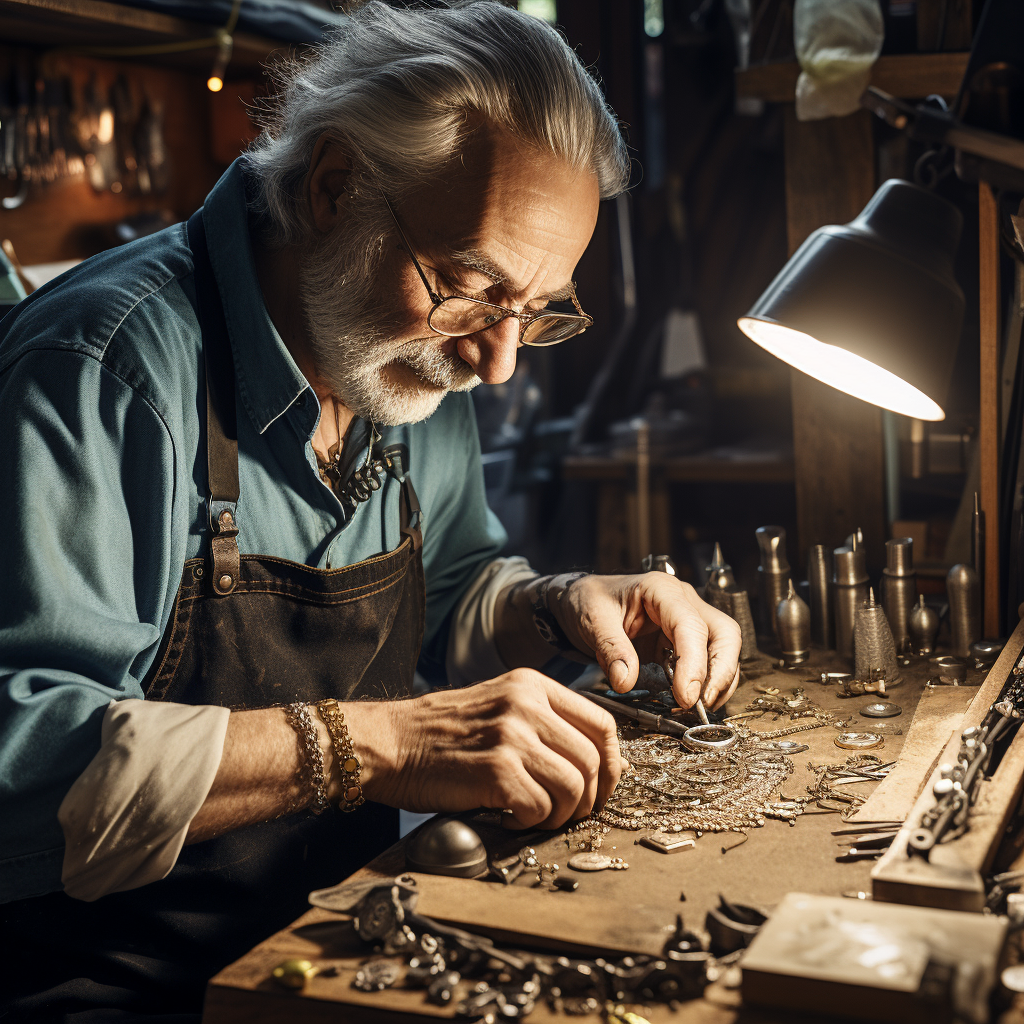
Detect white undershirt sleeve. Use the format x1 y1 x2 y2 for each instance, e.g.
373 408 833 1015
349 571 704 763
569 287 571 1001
446 555 539 687
58 698 230 902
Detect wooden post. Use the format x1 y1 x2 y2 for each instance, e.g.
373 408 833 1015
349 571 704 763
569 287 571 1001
979 182 1001 637
783 109 887 573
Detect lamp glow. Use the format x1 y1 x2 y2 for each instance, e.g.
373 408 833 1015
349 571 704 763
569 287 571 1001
738 179 964 420
739 317 945 421
207 76 224 92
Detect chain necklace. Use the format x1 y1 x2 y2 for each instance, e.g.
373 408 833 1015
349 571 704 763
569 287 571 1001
586 727 798 834
314 402 398 518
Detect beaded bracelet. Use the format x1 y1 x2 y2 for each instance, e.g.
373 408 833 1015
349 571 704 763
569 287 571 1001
317 698 365 812
284 702 330 815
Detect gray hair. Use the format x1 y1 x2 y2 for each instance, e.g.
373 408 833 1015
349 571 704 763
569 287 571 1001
246 0 629 245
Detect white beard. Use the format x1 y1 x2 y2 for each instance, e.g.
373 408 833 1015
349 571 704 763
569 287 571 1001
298 200 480 426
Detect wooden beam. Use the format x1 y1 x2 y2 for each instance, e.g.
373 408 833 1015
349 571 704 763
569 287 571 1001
784 109 887 573
979 182 1001 637
736 52 969 104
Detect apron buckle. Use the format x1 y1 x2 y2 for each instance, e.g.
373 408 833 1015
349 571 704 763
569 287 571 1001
209 499 240 595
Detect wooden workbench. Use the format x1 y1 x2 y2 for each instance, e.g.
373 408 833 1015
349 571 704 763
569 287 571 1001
201 653 981 1024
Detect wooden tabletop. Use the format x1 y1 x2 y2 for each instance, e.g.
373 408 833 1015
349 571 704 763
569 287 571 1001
203 652 979 1024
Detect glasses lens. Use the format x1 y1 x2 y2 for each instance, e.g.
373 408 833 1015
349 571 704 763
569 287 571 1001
522 314 589 347
430 297 507 336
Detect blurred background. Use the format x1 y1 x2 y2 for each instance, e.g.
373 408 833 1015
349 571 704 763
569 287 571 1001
0 0 991 607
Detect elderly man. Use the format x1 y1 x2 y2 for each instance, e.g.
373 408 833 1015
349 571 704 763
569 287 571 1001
0 2 740 1019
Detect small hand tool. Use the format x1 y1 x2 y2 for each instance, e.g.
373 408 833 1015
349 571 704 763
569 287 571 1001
580 690 688 738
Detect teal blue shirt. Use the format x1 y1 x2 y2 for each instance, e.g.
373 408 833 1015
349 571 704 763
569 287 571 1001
0 160 506 902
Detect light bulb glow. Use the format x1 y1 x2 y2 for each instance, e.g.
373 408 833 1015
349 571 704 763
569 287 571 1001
738 317 944 421
207 76 224 92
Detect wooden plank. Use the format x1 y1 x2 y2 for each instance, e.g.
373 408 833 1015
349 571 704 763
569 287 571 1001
783 108 887 572
979 182 1001 637
872 619 1024 909
917 0 973 53
848 685 975 824
736 52 969 104
561 455 795 484
0 0 283 73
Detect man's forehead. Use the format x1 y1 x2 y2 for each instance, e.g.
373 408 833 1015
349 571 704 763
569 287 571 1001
402 125 600 289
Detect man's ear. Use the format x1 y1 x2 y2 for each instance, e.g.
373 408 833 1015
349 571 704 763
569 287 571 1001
306 135 353 234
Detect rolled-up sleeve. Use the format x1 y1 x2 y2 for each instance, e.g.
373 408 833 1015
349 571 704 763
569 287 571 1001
0 349 177 902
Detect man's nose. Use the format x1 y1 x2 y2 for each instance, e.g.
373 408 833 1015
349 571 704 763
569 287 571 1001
456 316 520 384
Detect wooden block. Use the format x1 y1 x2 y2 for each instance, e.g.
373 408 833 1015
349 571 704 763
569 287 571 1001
742 892 1006 1023
872 619 1024 909
736 53 970 104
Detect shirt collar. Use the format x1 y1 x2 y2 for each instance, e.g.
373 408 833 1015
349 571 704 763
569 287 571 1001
200 159 310 435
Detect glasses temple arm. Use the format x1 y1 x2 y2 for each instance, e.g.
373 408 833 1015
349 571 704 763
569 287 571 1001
378 189 442 304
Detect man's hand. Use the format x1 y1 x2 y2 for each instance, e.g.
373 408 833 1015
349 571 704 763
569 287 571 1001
347 670 624 829
554 574 741 711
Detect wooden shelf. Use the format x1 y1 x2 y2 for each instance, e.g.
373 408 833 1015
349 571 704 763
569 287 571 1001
0 0 286 76
562 451 795 484
736 51 970 103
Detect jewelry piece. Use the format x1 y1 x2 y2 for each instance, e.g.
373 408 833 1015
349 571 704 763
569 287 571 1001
640 830 696 854
760 741 809 754
608 857 629 870
317 698 364 811
284 703 329 814
835 732 884 750
682 724 738 752
568 852 612 872
860 701 902 718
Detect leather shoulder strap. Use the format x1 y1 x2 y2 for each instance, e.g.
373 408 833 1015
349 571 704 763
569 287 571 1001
186 210 241 595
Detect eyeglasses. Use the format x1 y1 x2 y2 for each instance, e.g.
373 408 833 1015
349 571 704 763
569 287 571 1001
379 191 593 347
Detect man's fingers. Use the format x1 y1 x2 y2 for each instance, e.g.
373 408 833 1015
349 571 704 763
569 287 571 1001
496 757 554 829
700 608 743 707
709 664 741 711
575 589 640 693
521 745 587 828
532 709 602 821
546 684 623 811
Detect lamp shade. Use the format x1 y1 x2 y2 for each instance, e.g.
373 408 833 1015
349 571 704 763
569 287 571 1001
738 179 964 421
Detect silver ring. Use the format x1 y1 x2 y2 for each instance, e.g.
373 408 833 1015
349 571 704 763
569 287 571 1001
682 724 739 752
835 731 883 750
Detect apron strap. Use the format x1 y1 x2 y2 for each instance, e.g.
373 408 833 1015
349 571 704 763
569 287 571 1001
186 210 241 596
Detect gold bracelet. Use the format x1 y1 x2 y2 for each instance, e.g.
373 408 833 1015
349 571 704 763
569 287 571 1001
317 698 365 812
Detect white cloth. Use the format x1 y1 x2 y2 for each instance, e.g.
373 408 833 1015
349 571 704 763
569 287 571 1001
58 699 229 901
446 556 538 686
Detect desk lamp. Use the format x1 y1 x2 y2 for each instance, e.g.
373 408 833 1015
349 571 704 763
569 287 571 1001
737 178 964 422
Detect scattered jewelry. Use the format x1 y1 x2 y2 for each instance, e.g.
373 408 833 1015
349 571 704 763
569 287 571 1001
759 740 809 754
587 727 795 835
835 732 884 750
860 701 902 718
640 830 696 854
567 852 613 872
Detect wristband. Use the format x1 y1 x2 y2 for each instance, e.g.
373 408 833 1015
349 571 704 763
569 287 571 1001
284 703 330 815
317 698 365 812
531 572 588 654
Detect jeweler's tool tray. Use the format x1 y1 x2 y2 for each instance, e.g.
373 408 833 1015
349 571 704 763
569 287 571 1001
204 652 981 1024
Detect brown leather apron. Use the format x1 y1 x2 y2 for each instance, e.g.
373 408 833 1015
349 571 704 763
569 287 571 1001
2 209 426 1022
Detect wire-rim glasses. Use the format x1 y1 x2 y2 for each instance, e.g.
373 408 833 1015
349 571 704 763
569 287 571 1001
379 191 593 348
